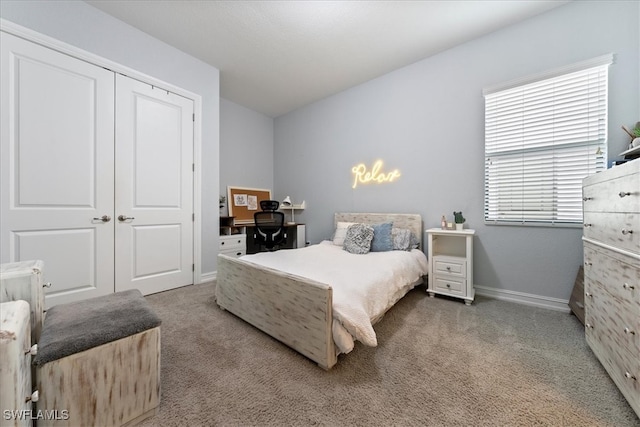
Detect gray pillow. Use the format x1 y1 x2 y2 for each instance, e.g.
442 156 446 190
343 223 374 254
391 228 412 250
371 222 393 252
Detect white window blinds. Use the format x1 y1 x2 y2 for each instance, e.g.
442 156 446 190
483 55 612 225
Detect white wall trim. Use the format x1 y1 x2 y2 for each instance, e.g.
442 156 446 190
201 271 217 284
475 285 570 312
1 18 205 285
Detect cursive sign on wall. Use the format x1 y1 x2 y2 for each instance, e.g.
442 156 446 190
352 160 401 189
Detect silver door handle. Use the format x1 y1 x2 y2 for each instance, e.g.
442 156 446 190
93 215 111 222
618 191 631 198
118 215 135 222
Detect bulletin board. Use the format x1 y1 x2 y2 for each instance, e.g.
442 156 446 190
227 186 272 224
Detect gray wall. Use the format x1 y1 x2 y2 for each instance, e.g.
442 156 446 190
220 98 274 202
0 0 221 277
274 1 640 302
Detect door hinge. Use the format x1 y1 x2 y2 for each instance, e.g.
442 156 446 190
192 113 195 122
192 163 195 172
192 264 195 272
192 213 195 221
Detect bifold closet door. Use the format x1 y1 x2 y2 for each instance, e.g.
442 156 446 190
0 32 115 307
114 75 194 295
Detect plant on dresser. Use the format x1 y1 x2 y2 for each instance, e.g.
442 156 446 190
582 159 639 418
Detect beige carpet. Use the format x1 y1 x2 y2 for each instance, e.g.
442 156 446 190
139 282 638 427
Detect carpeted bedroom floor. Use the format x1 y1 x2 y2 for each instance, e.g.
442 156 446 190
139 281 639 427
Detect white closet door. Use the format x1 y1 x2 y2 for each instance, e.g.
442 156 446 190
114 75 194 295
0 33 115 307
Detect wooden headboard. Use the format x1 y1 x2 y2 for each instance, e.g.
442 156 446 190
334 213 423 249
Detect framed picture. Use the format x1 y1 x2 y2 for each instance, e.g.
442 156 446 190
227 186 272 223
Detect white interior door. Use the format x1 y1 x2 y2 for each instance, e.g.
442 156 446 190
114 74 194 295
0 33 115 307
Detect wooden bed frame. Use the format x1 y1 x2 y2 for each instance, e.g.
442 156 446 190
215 213 423 370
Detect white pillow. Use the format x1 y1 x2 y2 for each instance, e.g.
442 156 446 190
332 221 355 246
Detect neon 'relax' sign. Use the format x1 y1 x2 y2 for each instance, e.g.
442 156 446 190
352 160 401 189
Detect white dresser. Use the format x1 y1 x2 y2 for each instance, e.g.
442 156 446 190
219 234 247 258
426 228 475 305
582 159 639 418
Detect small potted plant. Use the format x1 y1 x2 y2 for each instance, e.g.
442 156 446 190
453 211 465 230
219 195 227 216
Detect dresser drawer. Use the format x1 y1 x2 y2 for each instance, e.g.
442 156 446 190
434 276 466 297
220 248 245 258
586 318 640 415
585 280 639 356
220 235 246 251
584 243 640 307
583 212 639 254
433 256 466 278
582 165 639 213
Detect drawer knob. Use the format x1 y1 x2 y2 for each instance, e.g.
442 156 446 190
446 283 451 288
583 197 592 202
585 323 594 329
618 191 631 198
583 223 592 228
24 344 38 356
624 372 637 381
446 266 451 271
585 292 593 298
43 282 52 288
621 229 633 235
584 261 592 267
623 327 636 335
622 283 635 290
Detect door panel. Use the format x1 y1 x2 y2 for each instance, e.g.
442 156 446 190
115 75 194 295
1 32 115 307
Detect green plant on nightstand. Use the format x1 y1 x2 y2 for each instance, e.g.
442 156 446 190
453 211 466 230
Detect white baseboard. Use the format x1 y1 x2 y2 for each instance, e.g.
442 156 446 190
200 271 216 284
475 285 570 313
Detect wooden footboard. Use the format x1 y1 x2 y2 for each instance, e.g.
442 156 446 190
216 254 337 370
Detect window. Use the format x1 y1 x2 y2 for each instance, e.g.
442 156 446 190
483 55 612 226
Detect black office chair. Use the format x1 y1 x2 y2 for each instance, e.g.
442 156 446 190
253 200 287 251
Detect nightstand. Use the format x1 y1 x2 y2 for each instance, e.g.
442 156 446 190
425 228 475 305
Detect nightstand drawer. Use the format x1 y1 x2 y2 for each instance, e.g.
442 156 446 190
220 248 245 258
220 235 246 251
434 276 466 297
433 256 466 278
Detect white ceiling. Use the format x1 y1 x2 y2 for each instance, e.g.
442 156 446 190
86 1 570 118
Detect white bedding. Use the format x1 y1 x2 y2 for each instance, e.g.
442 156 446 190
239 240 428 353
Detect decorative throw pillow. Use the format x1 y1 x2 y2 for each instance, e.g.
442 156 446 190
343 223 374 254
332 222 355 246
391 228 412 251
409 231 420 250
370 222 394 252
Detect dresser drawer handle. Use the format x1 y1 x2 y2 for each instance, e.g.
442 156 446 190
583 223 592 228
585 323 594 329
618 191 631 198
621 229 633 235
446 283 451 288
583 197 592 202
446 266 451 271
623 327 636 335
585 292 593 298
624 372 637 381
584 261 592 267
622 283 635 290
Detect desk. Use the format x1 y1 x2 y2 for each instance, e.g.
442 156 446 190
246 223 306 254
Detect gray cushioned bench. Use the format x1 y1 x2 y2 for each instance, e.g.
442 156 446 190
33 289 162 427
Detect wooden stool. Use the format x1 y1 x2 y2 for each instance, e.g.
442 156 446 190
33 290 161 427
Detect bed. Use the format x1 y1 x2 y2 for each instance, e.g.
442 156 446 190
215 213 428 370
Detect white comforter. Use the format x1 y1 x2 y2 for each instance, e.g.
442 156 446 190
240 241 428 353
